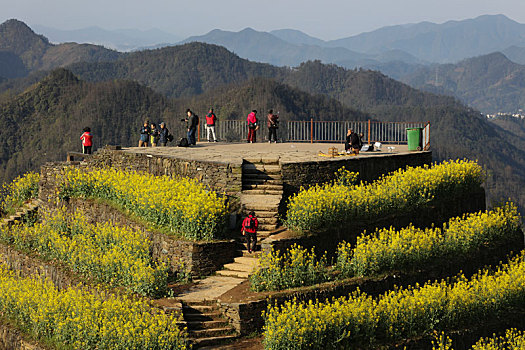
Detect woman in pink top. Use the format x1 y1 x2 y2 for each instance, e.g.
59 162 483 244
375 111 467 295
80 127 93 154
246 110 258 143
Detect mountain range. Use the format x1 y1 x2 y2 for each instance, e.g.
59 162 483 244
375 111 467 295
0 19 525 213
32 24 182 52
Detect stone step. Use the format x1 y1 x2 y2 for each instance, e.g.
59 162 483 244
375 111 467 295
237 250 262 258
233 256 260 265
193 334 239 348
242 203 280 212
242 164 281 174
186 320 230 330
242 189 283 196
184 304 217 313
189 327 236 338
244 210 278 218
254 217 279 225
215 270 250 279
243 178 283 186
243 173 282 181
242 183 283 191
243 157 280 165
184 311 223 322
184 299 219 307
222 262 255 273
257 224 279 232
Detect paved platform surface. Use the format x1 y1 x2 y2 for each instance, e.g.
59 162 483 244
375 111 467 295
177 276 246 303
123 142 413 164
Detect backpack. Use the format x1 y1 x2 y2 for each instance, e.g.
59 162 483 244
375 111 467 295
178 137 189 147
246 216 256 230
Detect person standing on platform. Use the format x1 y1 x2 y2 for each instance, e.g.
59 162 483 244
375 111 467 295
80 127 93 154
150 123 159 147
242 211 259 253
158 122 170 147
205 108 218 142
247 110 258 143
267 109 279 143
350 129 362 155
185 109 198 146
138 120 150 147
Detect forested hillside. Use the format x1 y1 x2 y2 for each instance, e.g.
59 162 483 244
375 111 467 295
403 52 525 114
0 69 170 183
69 43 283 98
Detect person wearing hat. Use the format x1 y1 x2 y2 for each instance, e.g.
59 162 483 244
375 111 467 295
158 122 170 147
241 211 259 253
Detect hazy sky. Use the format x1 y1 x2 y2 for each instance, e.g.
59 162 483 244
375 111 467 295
2 0 525 39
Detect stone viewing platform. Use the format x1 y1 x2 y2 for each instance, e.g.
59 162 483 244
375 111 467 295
121 142 415 163
83 142 431 238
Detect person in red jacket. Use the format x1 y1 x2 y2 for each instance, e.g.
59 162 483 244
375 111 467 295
246 110 258 143
80 127 93 154
205 108 218 142
241 211 259 253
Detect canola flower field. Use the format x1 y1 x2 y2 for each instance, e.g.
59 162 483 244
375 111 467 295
0 264 188 349
0 210 169 297
250 244 330 292
337 203 521 277
0 172 39 215
263 253 525 349
285 160 484 233
432 329 525 350
58 167 228 241
251 205 520 292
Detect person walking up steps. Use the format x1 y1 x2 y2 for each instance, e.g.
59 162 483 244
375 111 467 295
247 110 258 143
242 211 259 253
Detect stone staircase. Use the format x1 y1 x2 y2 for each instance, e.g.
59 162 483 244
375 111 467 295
241 158 283 239
216 247 261 278
176 246 261 348
1 199 41 228
182 300 238 348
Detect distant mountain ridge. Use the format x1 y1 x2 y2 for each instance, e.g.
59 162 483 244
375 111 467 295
0 19 120 77
402 52 525 113
32 24 182 52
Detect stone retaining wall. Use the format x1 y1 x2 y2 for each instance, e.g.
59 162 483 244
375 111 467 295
87 148 244 197
280 151 433 197
0 323 43 350
39 163 238 276
263 186 486 257
0 243 83 292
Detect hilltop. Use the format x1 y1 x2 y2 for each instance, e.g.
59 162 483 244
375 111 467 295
0 68 370 184
0 19 119 77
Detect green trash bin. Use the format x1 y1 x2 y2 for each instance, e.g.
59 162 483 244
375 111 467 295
406 128 423 151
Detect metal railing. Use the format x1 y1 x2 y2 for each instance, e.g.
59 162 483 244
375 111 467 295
198 119 430 146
